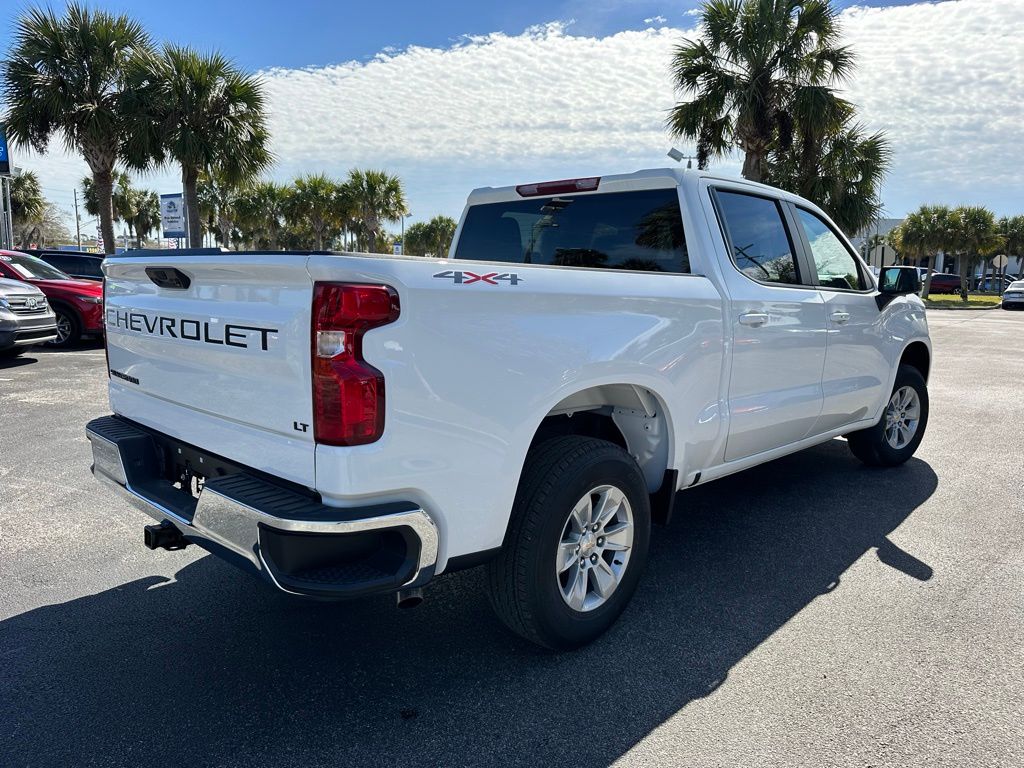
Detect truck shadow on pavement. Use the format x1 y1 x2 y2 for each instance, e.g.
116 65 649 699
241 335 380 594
0 439 937 768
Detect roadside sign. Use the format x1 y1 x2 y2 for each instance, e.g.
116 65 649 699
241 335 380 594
993 254 1008 269
160 193 186 238
0 125 10 176
393 243 403 255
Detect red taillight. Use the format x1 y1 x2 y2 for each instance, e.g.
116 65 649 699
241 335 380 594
515 176 600 197
311 282 400 446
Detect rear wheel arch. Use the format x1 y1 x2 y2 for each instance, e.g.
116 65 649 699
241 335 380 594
528 383 674 496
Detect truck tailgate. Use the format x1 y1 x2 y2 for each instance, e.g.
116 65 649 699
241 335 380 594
103 255 316 485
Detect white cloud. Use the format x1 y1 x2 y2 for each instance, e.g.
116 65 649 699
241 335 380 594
12 0 1024 238
644 15 668 24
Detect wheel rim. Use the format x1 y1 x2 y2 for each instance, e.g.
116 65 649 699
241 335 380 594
555 484 634 612
53 313 71 345
884 385 921 449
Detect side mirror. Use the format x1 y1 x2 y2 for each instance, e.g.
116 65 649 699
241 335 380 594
877 266 921 308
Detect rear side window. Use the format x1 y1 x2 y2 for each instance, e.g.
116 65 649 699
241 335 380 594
67 256 103 277
714 190 800 285
454 189 689 273
42 254 74 272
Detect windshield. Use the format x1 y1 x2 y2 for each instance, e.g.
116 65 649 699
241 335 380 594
0 252 72 280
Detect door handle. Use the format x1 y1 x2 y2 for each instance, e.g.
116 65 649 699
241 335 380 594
738 312 769 327
830 311 851 323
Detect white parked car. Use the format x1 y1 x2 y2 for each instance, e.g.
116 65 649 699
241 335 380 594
1001 280 1024 309
87 169 931 649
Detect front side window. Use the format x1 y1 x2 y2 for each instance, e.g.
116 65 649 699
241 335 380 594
714 190 800 285
796 208 867 291
453 189 689 273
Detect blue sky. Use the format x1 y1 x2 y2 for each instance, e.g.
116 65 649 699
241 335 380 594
4 0 1022 240
90 0 925 71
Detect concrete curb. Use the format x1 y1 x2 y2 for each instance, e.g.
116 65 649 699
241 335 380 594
924 304 1002 311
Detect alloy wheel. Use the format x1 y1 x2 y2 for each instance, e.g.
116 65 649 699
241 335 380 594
555 484 634 612
884 385 921 449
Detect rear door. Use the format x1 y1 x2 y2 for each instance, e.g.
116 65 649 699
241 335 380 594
710 187 827 461
103 254 317 485
789 206 890 432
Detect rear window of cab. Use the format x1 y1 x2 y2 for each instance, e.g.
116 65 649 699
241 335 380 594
454 189 690 274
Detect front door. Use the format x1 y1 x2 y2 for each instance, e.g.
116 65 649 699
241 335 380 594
712 189 828 462
790 207 891 431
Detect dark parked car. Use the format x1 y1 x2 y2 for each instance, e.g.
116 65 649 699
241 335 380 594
971 274 1016 292
925 273 962 294
22 249 104 281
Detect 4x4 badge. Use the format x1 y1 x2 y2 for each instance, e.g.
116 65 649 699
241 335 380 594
433 270 522 286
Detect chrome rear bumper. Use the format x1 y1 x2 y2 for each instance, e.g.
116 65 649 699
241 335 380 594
86 415 437 597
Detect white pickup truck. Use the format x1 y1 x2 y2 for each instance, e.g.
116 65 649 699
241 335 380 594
88 169 931 649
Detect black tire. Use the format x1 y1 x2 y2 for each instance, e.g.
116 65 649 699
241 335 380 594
49 306 82 348
847 364 929 467
486 436 651 650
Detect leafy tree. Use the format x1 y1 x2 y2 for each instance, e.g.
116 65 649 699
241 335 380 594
124 45 271 247
345 169 407 253
668 0 854 182
404 215 458 257
2 4 152 254
284 174 347 250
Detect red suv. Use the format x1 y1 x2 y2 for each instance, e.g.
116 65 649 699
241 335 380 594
0 250 104 347
926 273 962 294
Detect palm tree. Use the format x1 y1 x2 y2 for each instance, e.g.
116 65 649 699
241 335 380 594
2 4 152 254
236 181 289 249
285 174 346 251
998 215 1024 280
948 206 1003 302
917 205 952 299
124 45 271 247
405 215 457 257
10 170 48 248
82 172 139 242
196 171 245 248
345 169 407 253
133 191 160 248
668 0 854 182
769 121 890 235
10 171 45 231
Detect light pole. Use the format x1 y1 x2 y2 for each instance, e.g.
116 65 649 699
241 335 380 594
3 167 19 250
401 211 412 254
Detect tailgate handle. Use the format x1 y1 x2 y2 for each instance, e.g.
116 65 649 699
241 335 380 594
145 267 191 290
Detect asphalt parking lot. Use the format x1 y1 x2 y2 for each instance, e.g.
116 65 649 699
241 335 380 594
1 309 1022 768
